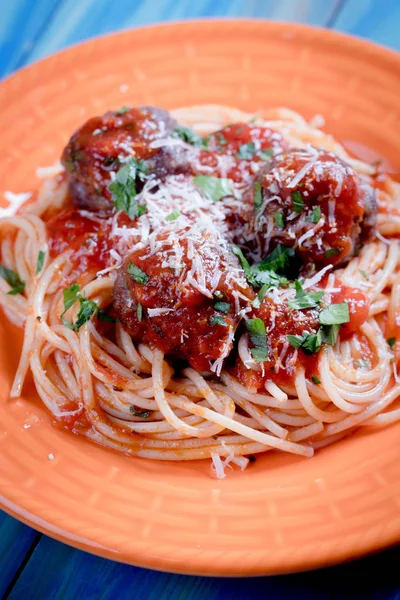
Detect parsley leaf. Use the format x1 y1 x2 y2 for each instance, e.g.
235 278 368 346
172 125 204 146
252 283 269 309
258 149 273 161
257 245 295 274
61 283 115 330
214 301 230 314
231 245 252 281
166 209 180 222
287 330 322 354
320 323 340 346
324 248 340 258
288 280 324 310
254 181 262 212
137 302 143 322
36 250 45 274
319 303 350 325
232 244 293 290
311 375 321 385
246 318 268 362
0 265 25 295
73 297 97 331
63 283 81 312
129 405 151 418
210 314 228 327
194 175 233 202
358 269 370 281
128 263 149 285
115 106 131 114
236 142 256 159
354 359 369 369
215 132 228 148
305 206 321 224
291 191 304 213
61 294 97 331
387 337 396 350
108 157 148 219
97 308 117 323
273 211 285 228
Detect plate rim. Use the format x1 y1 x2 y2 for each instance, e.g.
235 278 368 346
0 19 399 576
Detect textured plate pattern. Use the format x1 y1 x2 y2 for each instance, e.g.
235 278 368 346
0 21 399 576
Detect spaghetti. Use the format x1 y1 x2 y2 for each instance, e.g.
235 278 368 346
0 104 399 478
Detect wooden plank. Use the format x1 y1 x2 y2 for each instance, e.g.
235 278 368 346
25 0 339 66
0 511 40 597
0 0 60 78
331 0 400 51
7 532 400 600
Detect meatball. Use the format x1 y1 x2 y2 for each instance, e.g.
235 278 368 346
253 148 377 267
113 233 251 372
61 106 176 211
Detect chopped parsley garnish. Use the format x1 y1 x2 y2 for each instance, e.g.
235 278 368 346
102 156 120 169
61 283 115 330
252 283 269 309
254 182 262 212
258 244 295 274
287 330 322 354
236 142 256 159
210 314 228 327
288 280 324 310
61 286 97 331
97 308 117 323
291 191 304 213
166 209 180 222
305 206 321 224
258 149 273 161
194 175 233 202
320 323 340 346
319 303 350 326
108 157 148 219
324 248 340 258
246 318 268 362
358 269 370 281
387 337 396 350
137 302 143 322
273 211 285 228
216 132 228 148
63 149 84 173
129 405 151 418
115 106 131 114
354 359 369 369
172 125 204 147
36 250 45 274
311 375 321 385
232 244 294 290
214 301 230 314
0 265 25 295
63 283 80 312
236 143 273 162
287 301 349 354
171 125 208 149
128 263 149 285
70 298 98 331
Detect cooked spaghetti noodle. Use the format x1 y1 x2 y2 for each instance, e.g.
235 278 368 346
1 104 399 478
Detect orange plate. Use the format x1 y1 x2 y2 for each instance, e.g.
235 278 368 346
0 20 399 576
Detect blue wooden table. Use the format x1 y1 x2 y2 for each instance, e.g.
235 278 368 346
1 1 400 598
